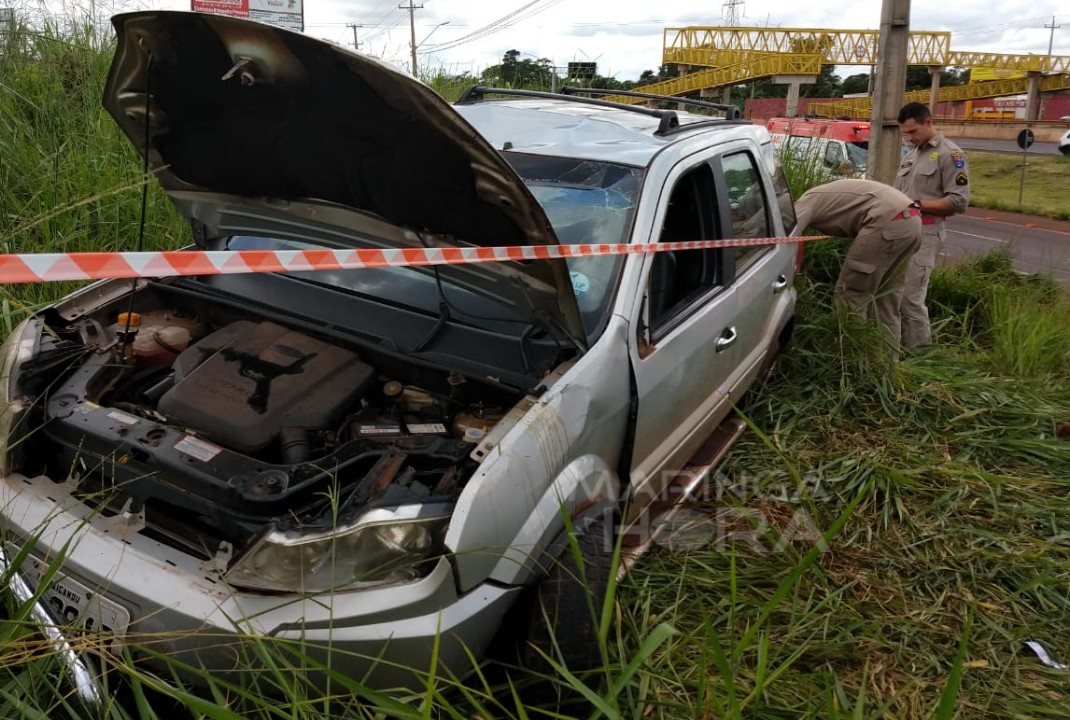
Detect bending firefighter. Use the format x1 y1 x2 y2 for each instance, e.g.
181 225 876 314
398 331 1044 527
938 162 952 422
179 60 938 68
894 102 970 350
794 179 923 351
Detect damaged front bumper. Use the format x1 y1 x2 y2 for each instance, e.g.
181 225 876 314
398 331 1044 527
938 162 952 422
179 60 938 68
0 545 103 710
0 470 520 691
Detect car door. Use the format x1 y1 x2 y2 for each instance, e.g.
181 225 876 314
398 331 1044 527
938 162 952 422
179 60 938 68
627 157 740 504
717 143 797 388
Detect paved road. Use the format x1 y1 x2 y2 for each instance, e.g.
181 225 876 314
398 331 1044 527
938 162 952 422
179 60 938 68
940 208 1070 284
954 137 1062 156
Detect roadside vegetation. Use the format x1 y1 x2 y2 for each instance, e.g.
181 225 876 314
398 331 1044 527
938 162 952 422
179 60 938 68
966 151 1070 220
2 11 1070 719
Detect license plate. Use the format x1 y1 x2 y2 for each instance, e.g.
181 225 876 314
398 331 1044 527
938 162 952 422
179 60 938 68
12 549 131 654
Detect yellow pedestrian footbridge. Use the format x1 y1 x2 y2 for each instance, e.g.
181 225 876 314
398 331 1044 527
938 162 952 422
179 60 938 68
605 27 1070 113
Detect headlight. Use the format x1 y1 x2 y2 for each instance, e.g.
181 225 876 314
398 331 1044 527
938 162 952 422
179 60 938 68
0 317 41 475
225 505 450 593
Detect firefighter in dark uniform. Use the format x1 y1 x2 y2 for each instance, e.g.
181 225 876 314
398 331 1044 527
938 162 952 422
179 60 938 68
894 102 970 350
794 179 923 350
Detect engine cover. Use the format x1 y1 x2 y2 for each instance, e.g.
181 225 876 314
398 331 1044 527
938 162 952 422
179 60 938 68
159 320 374 452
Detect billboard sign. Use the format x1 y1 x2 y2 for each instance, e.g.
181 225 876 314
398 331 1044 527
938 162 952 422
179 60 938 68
567 62 597 79
970 66 1026 82
191 0 304 32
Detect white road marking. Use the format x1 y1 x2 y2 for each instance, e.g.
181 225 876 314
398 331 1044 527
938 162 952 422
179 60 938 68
946 229 1009 243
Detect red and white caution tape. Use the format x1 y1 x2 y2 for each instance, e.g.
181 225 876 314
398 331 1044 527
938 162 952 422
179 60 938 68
0 234 820 285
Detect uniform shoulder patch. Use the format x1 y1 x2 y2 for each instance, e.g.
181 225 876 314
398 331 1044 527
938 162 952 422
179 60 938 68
951 151 965 168
955 172 968 186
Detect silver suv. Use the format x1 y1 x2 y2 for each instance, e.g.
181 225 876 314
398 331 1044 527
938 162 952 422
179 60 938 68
0 11 798 698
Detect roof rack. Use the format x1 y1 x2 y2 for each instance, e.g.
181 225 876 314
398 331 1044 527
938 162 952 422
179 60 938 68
455 85 683 135
559 86 742 120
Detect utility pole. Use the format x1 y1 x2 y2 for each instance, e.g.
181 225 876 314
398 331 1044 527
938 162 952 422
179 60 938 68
1046 16 1061 56
723 0 744 26
400 0 423 77
346 22 362 51
867 0 911 184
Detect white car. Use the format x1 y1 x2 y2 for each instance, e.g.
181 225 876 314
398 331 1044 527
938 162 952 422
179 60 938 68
1059 128 1070 156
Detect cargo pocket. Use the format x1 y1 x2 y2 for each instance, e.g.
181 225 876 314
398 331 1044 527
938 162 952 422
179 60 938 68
837 257 880 315
882 222 916 242
843 258 877 277
882 221 921 259
838 258 879 295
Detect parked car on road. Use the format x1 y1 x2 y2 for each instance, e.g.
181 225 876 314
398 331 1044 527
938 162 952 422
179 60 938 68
0 10 799 700
1059 128 1070 156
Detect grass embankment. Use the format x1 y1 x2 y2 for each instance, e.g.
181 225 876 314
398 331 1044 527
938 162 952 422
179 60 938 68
628 245 1070 719
3 14 1070 720
967 151 1070 220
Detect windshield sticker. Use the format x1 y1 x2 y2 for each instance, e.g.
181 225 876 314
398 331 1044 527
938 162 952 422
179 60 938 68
570 271 591 297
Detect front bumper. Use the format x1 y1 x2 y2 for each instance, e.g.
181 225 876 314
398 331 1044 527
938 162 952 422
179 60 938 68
0 545 103 709
0 471 520 691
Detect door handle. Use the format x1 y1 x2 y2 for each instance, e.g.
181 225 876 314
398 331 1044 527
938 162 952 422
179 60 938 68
715 326 737 353
772 274 789 294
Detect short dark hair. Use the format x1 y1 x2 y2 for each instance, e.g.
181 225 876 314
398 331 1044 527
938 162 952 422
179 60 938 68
897 102 931 124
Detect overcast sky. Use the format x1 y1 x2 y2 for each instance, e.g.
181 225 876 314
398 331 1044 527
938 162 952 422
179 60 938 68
150 0 1066 81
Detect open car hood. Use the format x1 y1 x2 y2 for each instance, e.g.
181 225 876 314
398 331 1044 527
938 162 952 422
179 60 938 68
103 11 586 347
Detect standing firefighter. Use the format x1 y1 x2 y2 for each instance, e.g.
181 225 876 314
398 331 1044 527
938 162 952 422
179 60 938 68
894 102 970 350
794 179 923 350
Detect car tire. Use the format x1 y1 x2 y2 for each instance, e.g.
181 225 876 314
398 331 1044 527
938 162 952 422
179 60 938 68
519 516 615 674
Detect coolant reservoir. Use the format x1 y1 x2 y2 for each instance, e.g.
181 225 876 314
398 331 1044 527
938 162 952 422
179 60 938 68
132 325 192 366
451 410 501 439
156 326 192 353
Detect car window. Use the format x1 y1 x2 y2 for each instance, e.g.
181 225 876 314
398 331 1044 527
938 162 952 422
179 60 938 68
758 141 797 236
229 156 643 344
824 142 844 168
224 235 530 328
722 151 773 269
504 153 643 337
524 184 630 318
648 163 721 335
846 141 868 171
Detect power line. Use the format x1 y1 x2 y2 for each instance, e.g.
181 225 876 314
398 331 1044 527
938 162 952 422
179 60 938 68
422 0 565 52
361 9 407 44
953 15 1057 33
951 15 1062 39
363 0 400 27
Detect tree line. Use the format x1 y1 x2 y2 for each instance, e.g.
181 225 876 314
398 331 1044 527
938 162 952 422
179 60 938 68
441 49 971 99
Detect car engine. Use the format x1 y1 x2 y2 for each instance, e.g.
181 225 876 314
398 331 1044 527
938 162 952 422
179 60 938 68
18 292 519 560
158 320 377 453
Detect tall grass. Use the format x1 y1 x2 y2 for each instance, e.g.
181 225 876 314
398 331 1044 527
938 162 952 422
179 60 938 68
0 10 185 310
3 9 1070 719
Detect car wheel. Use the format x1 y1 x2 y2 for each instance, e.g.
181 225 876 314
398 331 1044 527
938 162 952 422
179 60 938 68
520 516 615 673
